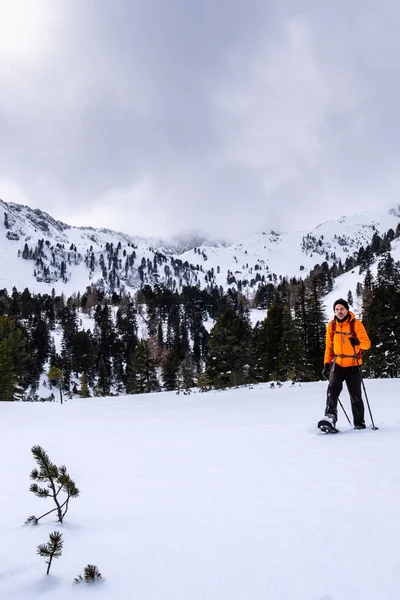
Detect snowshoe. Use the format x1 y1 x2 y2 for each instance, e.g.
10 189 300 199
318 417 338 434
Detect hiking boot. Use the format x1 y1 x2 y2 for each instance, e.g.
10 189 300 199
324 414 337 427
354 424 366 430
318 414 338 433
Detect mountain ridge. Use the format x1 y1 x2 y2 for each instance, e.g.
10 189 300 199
1 198 399 297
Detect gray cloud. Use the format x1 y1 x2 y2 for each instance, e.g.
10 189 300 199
1 0 399 240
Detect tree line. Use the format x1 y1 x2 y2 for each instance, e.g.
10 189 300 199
1 242 400 400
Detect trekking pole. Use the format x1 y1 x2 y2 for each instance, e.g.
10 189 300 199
338 398 351 424
353 347 378 430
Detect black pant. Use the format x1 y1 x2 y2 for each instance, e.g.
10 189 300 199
325 363 365 426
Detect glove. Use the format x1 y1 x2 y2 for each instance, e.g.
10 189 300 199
322 363 331 379
349 336 360 347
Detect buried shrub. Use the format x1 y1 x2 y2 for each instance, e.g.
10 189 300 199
74 564 103 584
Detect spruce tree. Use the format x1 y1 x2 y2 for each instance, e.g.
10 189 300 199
97 357 110 396
276 304 312 382
72 330 95 382
115 303 138 363
206 308 252 388
162 349 180 391
30 316 51 385
0 316 30 400
347 290 354 307
304 278 327 379
253 300 284 382
176 354 196 393
9 287 21 317
363 257 400 377
0 339 15 400
80 373 90 398
362 268 374 315
126 340 160 394
93 304 115 388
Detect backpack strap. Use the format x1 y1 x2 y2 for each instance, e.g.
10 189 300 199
331 317 356 336
351 318 356 337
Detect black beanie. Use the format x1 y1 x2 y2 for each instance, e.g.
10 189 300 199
333 298 349 311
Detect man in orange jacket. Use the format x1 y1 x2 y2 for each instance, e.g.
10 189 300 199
318 298 371 433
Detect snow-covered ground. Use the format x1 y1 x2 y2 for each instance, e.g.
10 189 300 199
1 379 399 600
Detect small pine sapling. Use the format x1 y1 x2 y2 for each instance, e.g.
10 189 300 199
25 445 79 525
47 366 64 403
74 564 102 584
80 372 91 398
37 531 63 575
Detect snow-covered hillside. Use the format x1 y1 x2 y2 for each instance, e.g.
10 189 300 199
324 234 400 316
1 380 398 600
1 198 400 297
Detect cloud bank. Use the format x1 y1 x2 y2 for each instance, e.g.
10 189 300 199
1 1 399 240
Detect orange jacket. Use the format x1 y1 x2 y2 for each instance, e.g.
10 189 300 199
324 311 371 367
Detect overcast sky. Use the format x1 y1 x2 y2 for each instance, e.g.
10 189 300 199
1 1 399 241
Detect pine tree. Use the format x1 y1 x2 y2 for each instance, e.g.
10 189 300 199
363 257 400 377
376 252 396 285
276 304 312 381
0 316 30 400
126 340 160 394
176 354 196 393
80 373 90 398
21 288 35 322
26 445 79 525
93 304 116 387
253 283 276 309
37 531 63 575
59 306 79 386
304 278 327 379
347 290 354 307
162 349 180 391
47 366 64 403
371 232 383 255
0 339 15 400
72 330 95 382
362 269 374 315
9 287 21 317
30 316 52 387
115 303 138 364
206 308 252 388
97 357 110 396
252 300 284 382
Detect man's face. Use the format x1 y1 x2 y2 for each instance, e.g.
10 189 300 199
335 304 348 318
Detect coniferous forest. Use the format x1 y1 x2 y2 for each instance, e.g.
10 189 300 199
1 229 400 401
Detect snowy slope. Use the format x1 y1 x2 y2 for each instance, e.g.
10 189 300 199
324 235 400 317
1 198 400 297
178 204 400 286
0 380 398 600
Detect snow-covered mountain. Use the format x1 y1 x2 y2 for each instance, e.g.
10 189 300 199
1 198 400 297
